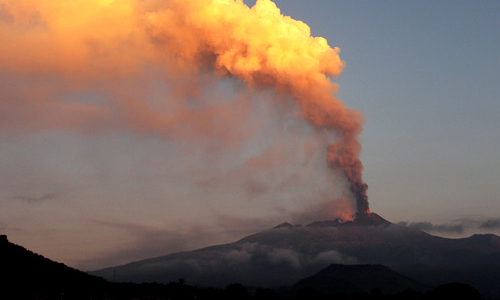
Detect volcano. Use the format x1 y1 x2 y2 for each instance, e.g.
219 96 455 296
91 212 500 298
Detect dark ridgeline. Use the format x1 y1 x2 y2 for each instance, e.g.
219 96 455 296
0 234 107 299
0 234 205 299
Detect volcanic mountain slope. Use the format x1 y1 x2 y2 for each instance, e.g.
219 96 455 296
91 212 500 297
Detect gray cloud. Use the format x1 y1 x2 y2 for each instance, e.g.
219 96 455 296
398 218 500 235
400 221 465 234
313 250 358 265
267 248 302 269
13 193 59 204
479 219 500 229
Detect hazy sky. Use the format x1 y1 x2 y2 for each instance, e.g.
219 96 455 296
1 0 499 271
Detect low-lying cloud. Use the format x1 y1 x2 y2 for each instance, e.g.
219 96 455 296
399 221 465 234
479 219 500 230
13 193 59 204
398 218 500 235
93 240 357 287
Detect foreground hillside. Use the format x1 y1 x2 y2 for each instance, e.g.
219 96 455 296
0 234 107 299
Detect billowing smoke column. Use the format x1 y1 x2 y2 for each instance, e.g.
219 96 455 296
0 0 369 213
145 0 370 212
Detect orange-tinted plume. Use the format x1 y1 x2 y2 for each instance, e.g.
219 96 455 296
0 0 369 213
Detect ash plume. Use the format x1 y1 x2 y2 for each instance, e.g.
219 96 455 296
0 0 369 213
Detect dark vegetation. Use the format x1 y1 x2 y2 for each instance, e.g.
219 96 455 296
0 235 486 300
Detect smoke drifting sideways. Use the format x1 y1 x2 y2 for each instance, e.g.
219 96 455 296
0 0 368 214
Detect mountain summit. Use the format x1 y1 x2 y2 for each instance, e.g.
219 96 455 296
307 212 391 228
351 212 391 226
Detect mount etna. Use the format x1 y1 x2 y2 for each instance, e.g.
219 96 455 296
91 212 500 298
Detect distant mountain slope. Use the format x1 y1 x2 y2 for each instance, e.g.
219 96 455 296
90 213 500 298
289 264 427 295
0 235 107 299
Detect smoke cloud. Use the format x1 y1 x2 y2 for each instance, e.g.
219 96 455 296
0 0 368 214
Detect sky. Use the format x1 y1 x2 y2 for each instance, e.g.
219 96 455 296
1 0 499 271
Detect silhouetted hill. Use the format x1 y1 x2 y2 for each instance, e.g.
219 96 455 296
427 282 483 300
0 234 107 299
289 264 427 295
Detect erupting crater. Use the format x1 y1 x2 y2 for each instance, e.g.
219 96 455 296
307 211 391 228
